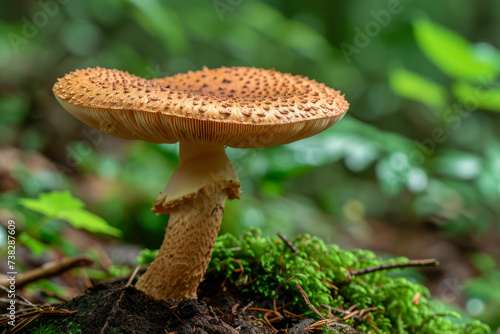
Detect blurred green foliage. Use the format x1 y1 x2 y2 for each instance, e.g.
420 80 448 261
1 0 499 331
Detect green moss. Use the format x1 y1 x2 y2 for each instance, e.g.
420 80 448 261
28 321 81 334
139 229 491 334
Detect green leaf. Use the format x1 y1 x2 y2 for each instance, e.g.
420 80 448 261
453 81 500 112
389 68 447 107
19 191 84 218
413 19 499 80
59 209 122 237
19 191 121 237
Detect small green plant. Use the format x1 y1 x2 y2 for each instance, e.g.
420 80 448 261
19 191 121 237
135 248 160 266
138 229 491 333
108 265 133 278
5 191 122 259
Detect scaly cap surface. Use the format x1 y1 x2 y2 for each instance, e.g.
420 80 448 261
53 66 349 148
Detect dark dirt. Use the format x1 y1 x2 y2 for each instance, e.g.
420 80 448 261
1 270 368 334
6 280 322 334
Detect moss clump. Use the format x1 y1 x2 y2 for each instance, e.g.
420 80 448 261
138 229 490 333
207 229 489 333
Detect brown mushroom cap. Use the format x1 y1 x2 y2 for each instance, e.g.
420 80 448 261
53 66 349 148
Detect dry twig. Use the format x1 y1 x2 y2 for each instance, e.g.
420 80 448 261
320 304 378 322
274 275 296 291
277 232 300 254
126 266 142 286
0 256 93 290
350 258 438 276
0 307 76 334
295 283 325 320
305 319 335 332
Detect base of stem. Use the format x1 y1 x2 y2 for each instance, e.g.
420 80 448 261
136 188 227 301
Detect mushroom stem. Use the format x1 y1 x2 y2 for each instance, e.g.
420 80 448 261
179 141 226 164
136 189 227 301
137 142 241 301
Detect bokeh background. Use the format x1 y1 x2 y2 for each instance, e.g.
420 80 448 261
1 0 499 330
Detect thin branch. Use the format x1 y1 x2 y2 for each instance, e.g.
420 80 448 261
0 256 93 290
0 285 35 307
240 301 254 313
0 298 34 307
343 310 359 320
126 266 142 286
295 282 325 320
0 283 39 312
350 258 439 276
277 232 299 254
320 304 351 316
320 304 378 322
274 275 295 291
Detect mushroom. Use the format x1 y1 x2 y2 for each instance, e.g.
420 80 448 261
52 66 349 301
